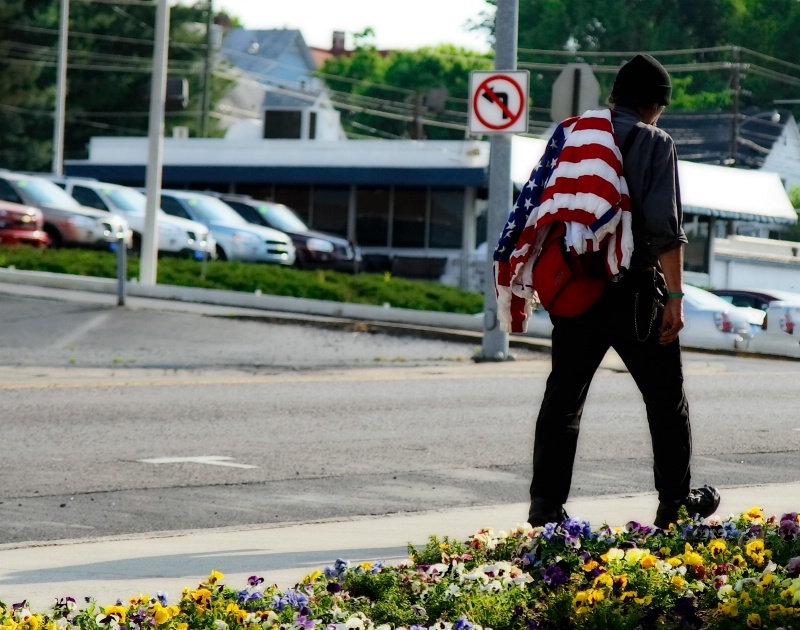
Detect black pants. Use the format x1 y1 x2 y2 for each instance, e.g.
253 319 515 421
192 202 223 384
530 270 691 507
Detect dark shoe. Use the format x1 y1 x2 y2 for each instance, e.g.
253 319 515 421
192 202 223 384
528 501 569 527
654 485 721 529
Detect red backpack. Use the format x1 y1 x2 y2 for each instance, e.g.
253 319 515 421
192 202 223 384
531 124 641 317
531 222 608 317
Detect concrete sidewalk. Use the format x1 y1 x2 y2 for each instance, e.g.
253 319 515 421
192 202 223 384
1 483 797 611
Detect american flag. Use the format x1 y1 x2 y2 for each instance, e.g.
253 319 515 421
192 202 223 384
493 109 633 333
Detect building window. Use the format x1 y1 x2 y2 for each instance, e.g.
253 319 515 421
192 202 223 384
429 189 464 248
274 186 311 223
393 187 427 248
684 215 710 273
264 111 302 139
356 187 391 246
312 186 349 237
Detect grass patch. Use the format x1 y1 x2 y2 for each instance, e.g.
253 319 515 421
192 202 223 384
0 245 484 315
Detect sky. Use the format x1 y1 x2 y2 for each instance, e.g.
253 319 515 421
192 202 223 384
212 0 494 53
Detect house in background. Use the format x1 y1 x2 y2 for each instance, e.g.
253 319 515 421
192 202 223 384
216 29 346 140
660 108 800 239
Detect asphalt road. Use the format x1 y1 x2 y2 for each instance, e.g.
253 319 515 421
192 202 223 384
1 287 799 544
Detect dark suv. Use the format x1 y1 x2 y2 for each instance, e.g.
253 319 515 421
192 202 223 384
219 195 361 272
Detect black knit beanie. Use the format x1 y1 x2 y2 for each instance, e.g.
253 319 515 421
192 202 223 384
611 54 672 107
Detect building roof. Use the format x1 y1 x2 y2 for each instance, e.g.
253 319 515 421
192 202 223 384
659 108 789 168
511 135 796 225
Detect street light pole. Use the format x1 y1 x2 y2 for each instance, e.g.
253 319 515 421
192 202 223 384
52 0 69 175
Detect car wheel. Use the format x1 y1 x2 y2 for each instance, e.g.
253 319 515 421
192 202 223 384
215 244 228 261
131 233 142 257
44 224 62 248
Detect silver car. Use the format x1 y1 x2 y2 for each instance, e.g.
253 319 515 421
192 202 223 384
159 190 296 265
54 178 216 260
0 172 131 249
681 284 755 351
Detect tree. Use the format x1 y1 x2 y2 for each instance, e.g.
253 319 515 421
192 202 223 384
320 43 492 140
0 0 234 172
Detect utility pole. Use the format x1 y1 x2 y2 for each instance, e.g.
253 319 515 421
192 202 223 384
730 46 741 166
475 0 517 362
140 0 170 286
199 0 213 137
52 0 69 175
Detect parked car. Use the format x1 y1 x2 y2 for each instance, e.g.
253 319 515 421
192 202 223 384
49 177 215 260
158 190 296 265
682 284 755 351
0 172 131 249
0 200 50 248
710 288 800 328
217 195 361 272
748 301 800 358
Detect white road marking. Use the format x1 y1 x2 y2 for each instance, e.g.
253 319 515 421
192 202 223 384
138 456 258 469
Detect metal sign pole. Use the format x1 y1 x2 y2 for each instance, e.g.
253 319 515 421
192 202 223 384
476 0 518 361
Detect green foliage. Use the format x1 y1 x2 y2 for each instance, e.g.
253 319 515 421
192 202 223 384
0 245 484 314
320 44 491 139
0 0 235 170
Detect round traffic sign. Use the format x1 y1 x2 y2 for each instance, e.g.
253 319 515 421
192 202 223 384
472 74 526 131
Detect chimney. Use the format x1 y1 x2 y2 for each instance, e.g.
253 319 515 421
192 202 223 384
332 31 346 56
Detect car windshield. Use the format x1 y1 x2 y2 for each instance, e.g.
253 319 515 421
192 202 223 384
684 285 736 310
185 196 249 225
105 187 147 214
258 203 308 232
12 177 81 208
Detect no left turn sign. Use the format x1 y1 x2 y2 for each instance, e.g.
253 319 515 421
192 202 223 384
469 70 529 134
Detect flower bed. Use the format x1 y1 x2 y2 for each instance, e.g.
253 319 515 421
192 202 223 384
3 508 800 630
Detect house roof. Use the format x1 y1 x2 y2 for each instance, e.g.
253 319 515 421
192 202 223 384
659 108 789 169
221 29 318 77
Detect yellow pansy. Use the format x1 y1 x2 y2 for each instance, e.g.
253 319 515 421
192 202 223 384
624 548 647 565
683 550 704 566
593 572 613 589
177 623 188 630
640 554 658 569
302 570 323 584
150 604 177 626
619 590 637 602
582 560 599 572
360 562 373 571
672 575 686 591
746 540 766 566
759 573 775 593
613 574 629 590
103 606 127 623
746 612 762 628
715 598 739 617
666 557 683 567
732 554 748 568
129 595 149 607
207 571 224 585
744 507 764 522
709 539 727 558
191 588 212 607
573 591 591 614
635 594 653 606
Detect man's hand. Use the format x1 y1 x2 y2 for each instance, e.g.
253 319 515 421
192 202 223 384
659 296 684 345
